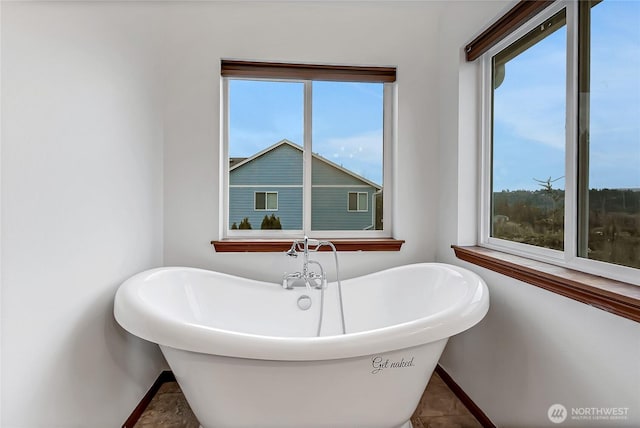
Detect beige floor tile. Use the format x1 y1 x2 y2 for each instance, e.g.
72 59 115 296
421 414 483 428
134 382 199 428
137 372 483 428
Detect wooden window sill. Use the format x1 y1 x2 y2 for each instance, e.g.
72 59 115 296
212 238 404 253
452 245 640 323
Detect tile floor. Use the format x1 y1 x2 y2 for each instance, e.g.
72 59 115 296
411 373 483 428
134 372 482 428
133 382 199 428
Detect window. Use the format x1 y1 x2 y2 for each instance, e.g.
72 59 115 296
490 8 567 252
255 192 278 211
348 192 368 212
221 60 395 237
576 0 640 271
481 0 640 284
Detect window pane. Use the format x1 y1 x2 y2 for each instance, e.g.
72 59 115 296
348 192 358 211
266 192 278 210
578 1 640 268
491 10 567 250
311 81 383 230
358 193 368 211
228 80 303 230
255 192 266 210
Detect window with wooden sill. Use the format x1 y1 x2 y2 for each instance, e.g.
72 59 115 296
461 0 640 324
212 238 404 253
452 245 640 323
220 60 395 241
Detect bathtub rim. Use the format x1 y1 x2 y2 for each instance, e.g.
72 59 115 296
114 262 489 361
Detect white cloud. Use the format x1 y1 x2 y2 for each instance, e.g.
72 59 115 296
494 83 566 151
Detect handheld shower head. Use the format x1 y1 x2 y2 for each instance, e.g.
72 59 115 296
285 242 298 257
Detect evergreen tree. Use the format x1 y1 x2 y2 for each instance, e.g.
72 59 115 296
261 214 282 229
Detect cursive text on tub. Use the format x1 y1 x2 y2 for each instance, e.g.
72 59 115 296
371 356 415 374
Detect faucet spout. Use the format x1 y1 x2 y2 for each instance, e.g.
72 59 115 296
282 236 326 290
282 238 345 335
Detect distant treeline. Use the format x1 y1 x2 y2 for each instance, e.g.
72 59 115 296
492 188 640 269
494 188 640 213
586 188 640 214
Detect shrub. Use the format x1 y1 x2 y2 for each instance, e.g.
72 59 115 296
238 217 252 229
261 214 282 229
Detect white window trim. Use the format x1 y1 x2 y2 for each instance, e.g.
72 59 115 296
478 0 640 286
254 191 278 211
221 76 395 240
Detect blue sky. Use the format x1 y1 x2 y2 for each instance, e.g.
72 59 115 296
229 80 383 185
493 1 640 192
492 11 567 192
229 2 638 193
588 0 640 190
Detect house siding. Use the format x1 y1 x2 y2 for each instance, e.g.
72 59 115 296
312 187 377 230
229 186 303 230
229 141 380 231
312 156 379 187
230 144 302 186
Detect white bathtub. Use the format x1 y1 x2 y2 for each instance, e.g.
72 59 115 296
114 263 489 428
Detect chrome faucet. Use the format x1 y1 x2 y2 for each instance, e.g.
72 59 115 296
282 236 327 290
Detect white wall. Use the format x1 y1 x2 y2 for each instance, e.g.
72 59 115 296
1 3 166 427
162 1 444 279
435 2 640 427
0 2 448 426
0 2 4 422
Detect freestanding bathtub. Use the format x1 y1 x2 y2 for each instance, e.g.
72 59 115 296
114 263 489 428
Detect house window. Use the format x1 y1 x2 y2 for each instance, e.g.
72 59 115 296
222 60 395 237
347 192 368 212
480 0 640 283
255 192 278 211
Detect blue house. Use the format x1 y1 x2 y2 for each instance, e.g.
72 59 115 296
229 139 382 230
